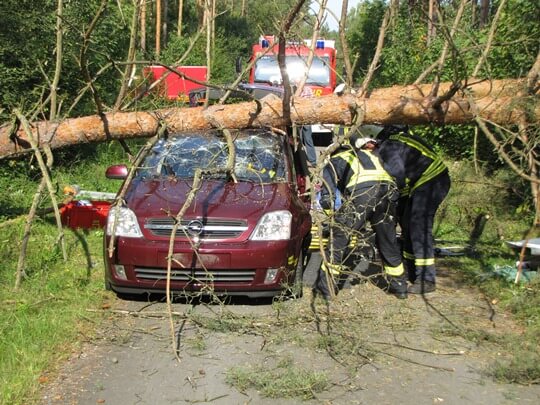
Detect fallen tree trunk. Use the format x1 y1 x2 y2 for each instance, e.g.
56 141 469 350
367 78 533 99
0 78 537 160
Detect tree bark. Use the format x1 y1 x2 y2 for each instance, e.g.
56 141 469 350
0 78 537 160
140 0 146 52
480 0 490 27
177 0 183 36
155 0 161 56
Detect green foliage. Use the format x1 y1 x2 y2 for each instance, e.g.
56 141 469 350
0 0 135 120
346 0 387 80
59 1 134 116
344 0 540 88
412 124 504 165
435 159 533 245
479 0 540 79
0 0 56 121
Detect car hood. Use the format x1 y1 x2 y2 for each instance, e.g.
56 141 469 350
125 178 293 220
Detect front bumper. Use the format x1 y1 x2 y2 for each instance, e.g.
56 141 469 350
104 236 301 297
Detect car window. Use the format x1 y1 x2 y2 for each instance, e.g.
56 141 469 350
137 131 288 183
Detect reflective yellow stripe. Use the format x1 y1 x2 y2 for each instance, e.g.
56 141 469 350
309 225 358 250
337 126 350 136
415 258 435 266
335 150 394 188
403 251 415 260
385 263 404 276
321 261 342 275
287 255 296 265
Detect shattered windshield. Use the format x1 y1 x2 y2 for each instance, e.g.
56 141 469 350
254 55 330 86
137 130 288 183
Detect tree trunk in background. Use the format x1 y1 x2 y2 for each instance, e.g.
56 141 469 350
1 78 537 160
50 0 63 120
203 0 212 107
339 0 354 87
140 0 147 52
177 0 183 36
162 0 168 46
155 0 161 56
196 0 205 28
427 0 436 46
480 0 490 27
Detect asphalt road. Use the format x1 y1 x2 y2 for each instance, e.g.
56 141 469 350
40 253 540 405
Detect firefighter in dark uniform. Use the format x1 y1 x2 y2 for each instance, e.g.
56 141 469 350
375 125 451 294
313 132 408 300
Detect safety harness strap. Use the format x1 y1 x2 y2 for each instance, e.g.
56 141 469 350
389 133 446 195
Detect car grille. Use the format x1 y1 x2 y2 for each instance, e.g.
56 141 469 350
144 218 248 239
134 267 255 282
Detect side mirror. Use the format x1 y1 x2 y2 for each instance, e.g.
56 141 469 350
105 164 128 180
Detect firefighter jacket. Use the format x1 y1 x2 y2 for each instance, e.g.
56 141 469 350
320 147 394 210
376 132 447 196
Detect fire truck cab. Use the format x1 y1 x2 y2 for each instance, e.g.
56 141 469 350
247 35 338 144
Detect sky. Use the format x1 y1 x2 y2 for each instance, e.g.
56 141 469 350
317 0 362 31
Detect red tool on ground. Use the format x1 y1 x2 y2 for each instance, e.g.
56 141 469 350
60 185 116 229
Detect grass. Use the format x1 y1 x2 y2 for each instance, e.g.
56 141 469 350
0 227 110 404
0 142 127 405
226 356 329 400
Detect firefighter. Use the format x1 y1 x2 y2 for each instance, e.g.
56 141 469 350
313 132 408 300
374 125 451 294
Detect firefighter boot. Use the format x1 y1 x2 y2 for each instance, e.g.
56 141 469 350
408 279 436 294
388 275 408 299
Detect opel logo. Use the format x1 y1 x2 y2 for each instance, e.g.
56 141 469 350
186 220 204 237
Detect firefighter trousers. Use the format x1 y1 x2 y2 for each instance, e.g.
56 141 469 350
399 171 451 284
315 183 403 298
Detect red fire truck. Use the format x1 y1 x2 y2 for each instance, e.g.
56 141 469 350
248 35 337 96
247 35 338 140
143 65 207 103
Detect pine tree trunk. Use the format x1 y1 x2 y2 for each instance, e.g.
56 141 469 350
155 0 161 56
141 0 146 52
0 78 537 160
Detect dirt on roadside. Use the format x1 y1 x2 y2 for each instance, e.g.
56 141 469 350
39 256 540 405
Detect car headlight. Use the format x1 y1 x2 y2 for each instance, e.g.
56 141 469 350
250 210 292 241
106 206 143 238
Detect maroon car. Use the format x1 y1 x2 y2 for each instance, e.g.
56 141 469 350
104 128 312 298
